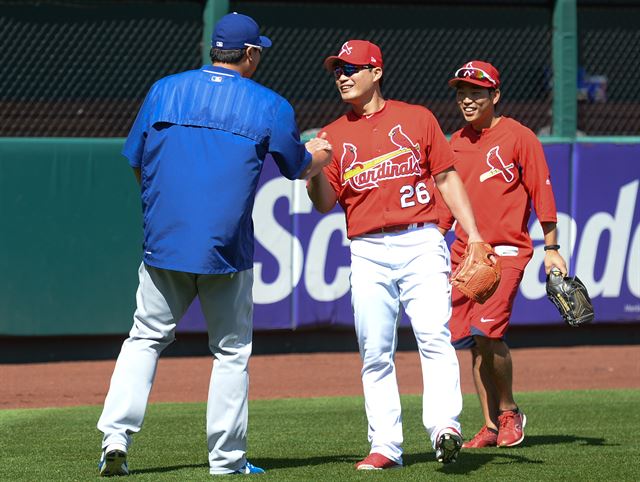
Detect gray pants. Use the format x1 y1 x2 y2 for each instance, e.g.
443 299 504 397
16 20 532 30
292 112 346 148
97 263 254 474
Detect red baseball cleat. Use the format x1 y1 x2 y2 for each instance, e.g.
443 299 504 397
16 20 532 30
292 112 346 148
497 409 527 447
355 453 402 470
462 425 498 448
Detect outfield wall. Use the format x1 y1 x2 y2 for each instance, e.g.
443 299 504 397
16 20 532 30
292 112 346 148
0 139 638 336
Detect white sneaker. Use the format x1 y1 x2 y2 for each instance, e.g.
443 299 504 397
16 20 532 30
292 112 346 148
98 443 129 476
231 461 265 474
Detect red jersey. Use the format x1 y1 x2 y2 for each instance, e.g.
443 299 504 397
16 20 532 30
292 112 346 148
321 100 455 238
438 117 557 269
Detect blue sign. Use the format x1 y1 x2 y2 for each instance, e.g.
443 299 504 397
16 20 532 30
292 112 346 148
180 143 640 332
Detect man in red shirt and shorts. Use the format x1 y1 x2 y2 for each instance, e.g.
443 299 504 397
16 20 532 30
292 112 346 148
307 40 492 469
438 61 568 448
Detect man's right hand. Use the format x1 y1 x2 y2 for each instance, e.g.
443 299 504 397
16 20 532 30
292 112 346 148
301 132 333 179
303 133 338 212
305 133 332 167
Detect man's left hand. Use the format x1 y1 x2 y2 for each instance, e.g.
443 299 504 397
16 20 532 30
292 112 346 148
544 249 567 276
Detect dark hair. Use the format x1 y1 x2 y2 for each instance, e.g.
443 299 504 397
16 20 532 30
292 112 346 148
210 47 246 64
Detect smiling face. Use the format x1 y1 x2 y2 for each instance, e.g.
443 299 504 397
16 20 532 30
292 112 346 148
333 62 382 105
455 82 500 130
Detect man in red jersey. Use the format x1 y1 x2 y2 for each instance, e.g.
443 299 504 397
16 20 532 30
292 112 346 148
307 40 493 469
438 61 568 449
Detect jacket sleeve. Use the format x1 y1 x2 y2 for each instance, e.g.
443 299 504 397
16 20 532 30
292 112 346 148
122 83 159 167
268 99 311 180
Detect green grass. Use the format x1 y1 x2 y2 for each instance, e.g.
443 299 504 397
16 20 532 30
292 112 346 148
0 389 638 480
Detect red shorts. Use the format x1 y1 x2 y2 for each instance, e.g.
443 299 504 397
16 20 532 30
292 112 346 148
449 266 524 349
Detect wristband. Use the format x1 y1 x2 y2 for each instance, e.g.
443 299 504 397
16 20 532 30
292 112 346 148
544 244 560 251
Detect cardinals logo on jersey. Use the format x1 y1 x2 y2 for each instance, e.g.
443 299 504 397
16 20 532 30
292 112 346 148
341 125 421 191
479 146 515 183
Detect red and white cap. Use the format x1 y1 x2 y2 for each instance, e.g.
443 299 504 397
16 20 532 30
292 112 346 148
448 60 501 88
323 40 383 71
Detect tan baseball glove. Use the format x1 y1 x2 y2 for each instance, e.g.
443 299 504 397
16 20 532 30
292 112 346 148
451 242 501 304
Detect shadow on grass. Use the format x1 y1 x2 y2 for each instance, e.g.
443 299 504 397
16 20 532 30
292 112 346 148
130 455 362 475
128 435 613 476
132 462 209 475
523 434 611 447
405 451 542 474
403 434 612 474
253 454 363 469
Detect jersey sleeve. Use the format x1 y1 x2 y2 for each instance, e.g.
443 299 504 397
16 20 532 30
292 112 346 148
268 99 312 180
122 84 158 167
318 128 341 196
424 109 456 176
517 126 558 223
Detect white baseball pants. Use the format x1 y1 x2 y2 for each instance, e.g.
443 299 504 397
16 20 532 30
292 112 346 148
350 224 462 463
97 263 254 475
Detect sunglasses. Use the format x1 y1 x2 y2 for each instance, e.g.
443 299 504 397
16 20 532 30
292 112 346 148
333 64 373 79
454 66 497 86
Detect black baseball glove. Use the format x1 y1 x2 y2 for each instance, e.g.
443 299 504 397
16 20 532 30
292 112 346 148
546 269 595 327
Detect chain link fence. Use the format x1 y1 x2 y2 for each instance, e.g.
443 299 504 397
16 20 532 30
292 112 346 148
0 0 204 137
577 4 640 135
245 1 553 136
1 0 638 137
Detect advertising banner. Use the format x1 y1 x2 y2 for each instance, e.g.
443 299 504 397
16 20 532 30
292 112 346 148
180 143 640 332
569 144 639 321
516 143 640 324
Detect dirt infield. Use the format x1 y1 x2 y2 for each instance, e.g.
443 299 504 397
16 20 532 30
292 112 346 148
2 345 639 410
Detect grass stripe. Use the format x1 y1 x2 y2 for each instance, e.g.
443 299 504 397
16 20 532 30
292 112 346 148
0 389 638 480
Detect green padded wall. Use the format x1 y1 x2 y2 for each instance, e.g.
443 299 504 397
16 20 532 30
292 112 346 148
0 139 141 335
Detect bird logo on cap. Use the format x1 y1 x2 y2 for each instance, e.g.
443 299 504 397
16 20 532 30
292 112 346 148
339 42 353 57
461 62 476 78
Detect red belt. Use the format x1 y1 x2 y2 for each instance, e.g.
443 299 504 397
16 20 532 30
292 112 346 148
365 222 427 235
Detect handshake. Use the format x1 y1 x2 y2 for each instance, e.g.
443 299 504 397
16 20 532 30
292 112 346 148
302 133 333 179
306 133 332 160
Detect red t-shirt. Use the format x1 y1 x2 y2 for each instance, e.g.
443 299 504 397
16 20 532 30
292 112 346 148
438 117 558 269
321 100 455 238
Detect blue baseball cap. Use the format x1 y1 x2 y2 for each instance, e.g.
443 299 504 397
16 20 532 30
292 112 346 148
211 12 272 50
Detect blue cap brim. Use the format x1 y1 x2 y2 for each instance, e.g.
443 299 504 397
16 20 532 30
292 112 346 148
258 35 272 48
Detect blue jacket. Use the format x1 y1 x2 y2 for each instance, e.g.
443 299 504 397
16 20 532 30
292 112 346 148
123 65 311 274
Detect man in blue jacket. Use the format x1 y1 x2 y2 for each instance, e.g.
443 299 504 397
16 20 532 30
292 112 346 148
97 12 332 477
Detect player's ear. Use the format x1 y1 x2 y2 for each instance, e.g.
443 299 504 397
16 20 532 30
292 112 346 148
246 46 260 63
372 67 383 84
491 88 501 106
